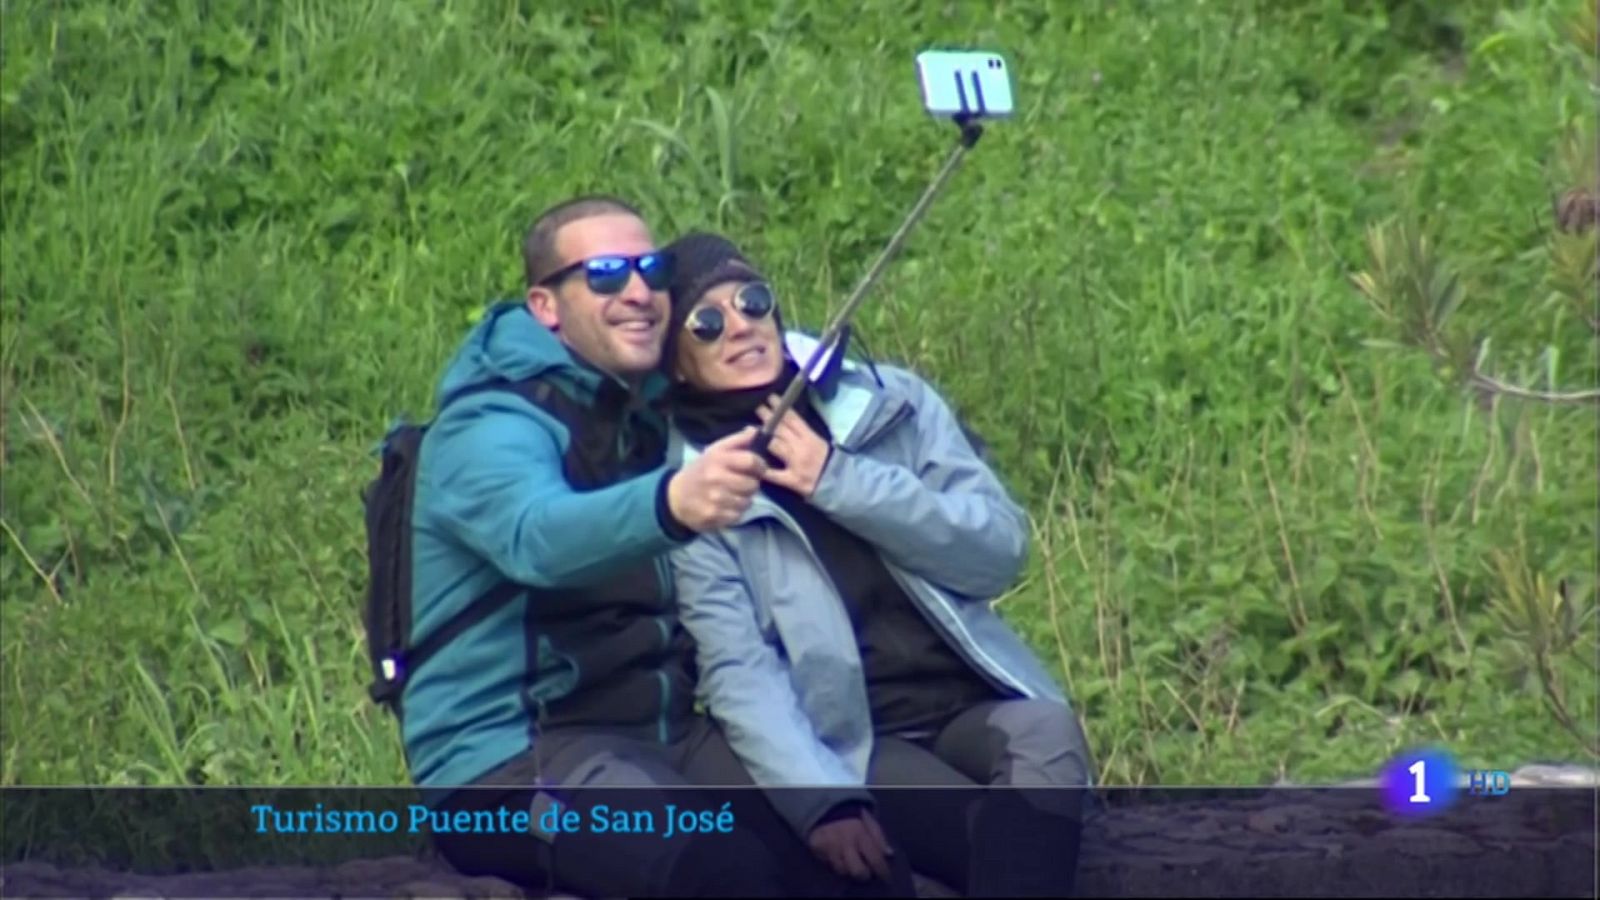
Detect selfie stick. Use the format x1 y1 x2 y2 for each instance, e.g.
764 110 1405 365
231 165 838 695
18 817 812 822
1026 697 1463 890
752 115 985 457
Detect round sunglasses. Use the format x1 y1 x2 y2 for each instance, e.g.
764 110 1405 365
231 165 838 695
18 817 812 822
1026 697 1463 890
684 282 777 343
539 252 675 295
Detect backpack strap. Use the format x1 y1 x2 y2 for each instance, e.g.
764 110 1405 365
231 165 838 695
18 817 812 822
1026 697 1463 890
368 581 526 708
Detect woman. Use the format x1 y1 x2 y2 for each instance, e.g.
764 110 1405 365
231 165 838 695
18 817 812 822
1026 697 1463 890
660 232 1095 897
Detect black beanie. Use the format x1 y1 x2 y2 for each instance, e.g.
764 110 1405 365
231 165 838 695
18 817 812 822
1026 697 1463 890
661 231 783 365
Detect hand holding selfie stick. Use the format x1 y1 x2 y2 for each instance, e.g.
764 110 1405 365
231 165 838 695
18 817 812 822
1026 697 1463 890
752 115 985 459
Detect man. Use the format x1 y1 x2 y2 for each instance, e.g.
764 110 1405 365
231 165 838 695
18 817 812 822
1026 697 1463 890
402 197 868 897
660 232 1095 896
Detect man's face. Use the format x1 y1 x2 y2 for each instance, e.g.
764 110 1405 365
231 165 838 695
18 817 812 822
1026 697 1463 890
527 212 669 379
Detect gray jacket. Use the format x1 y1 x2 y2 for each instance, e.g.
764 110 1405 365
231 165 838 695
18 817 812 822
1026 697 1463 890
667 332 1070 837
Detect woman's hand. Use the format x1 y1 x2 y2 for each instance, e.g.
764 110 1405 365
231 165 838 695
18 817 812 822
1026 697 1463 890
755 395 831 499
807 806 895 882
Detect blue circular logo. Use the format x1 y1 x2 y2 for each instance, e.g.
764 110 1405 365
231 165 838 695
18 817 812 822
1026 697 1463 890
1379 748 1459 817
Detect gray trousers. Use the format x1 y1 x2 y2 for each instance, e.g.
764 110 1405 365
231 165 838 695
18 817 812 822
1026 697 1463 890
868 698 1094 896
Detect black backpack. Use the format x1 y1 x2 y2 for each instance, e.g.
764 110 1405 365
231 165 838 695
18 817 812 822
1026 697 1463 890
360 377 559 717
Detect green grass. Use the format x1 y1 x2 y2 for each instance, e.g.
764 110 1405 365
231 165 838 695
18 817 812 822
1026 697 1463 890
1 0 1595 790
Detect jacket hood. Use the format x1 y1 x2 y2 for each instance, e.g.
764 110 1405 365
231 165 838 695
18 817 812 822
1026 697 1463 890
435 300 669 406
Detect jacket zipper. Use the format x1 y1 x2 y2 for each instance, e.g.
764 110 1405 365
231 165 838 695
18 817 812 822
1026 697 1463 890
654 555 674 743
886 566 1033 697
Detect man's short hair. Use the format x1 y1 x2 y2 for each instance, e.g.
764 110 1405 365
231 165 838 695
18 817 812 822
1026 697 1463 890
522 195 645 288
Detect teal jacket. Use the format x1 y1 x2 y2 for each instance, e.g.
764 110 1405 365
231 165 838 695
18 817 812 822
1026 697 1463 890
402 301 693 792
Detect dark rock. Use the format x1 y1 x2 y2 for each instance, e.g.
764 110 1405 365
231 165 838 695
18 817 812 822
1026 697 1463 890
394 880 466 899
459 876 533 899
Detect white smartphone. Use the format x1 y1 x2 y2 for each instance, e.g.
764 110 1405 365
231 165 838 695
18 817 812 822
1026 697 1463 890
915 50 1015 120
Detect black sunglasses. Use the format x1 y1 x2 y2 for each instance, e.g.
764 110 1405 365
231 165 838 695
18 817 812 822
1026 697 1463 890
684 282 777 343
539 252 675 295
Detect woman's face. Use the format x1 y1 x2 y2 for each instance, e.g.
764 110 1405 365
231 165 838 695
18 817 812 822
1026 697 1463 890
674 280 784 391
